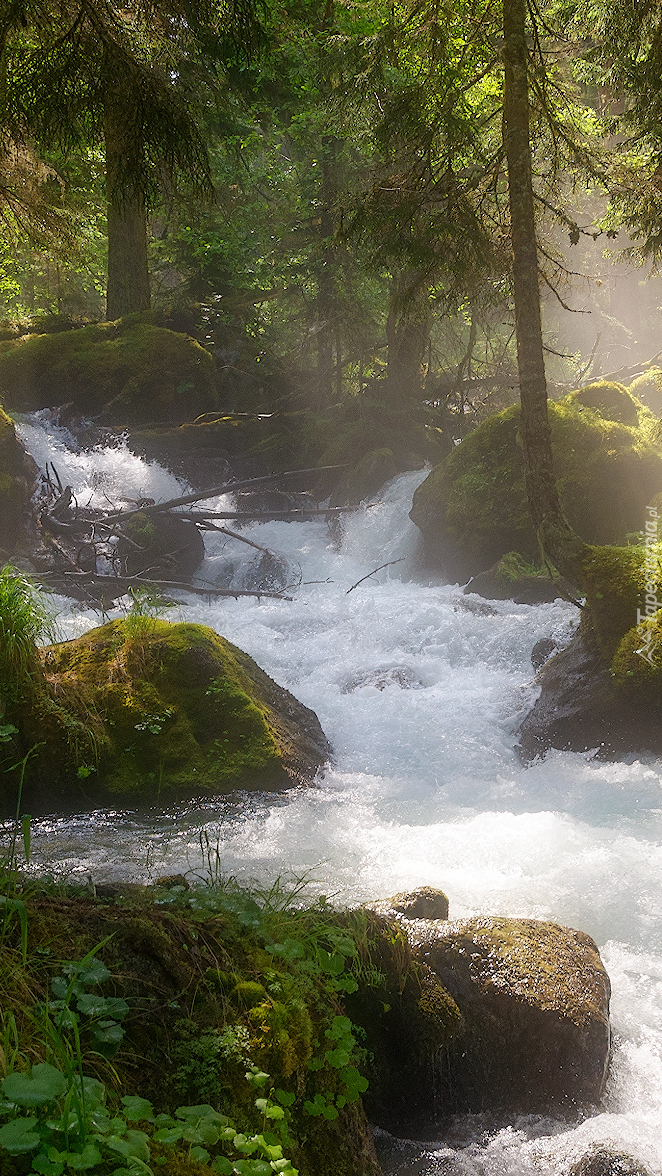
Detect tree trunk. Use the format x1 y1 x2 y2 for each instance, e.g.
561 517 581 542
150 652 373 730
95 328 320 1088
105 105 151 321
386 271 431 402
503 0 585 585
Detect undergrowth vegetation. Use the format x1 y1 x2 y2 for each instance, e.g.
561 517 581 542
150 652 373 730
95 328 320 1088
0 843 424 1176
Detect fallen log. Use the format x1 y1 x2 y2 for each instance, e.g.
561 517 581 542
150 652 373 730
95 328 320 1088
36 571 292 602
100 465 348 523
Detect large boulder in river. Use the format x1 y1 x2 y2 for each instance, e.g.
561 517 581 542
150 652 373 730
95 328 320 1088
5 619 330 811
0 315 217 425
0 404 37 556
409 387 662 581
407 916 611 1114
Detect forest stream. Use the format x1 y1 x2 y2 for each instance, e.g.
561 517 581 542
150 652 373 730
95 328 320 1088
10 414 662 1176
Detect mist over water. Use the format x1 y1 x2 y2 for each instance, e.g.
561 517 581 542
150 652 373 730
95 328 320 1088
14 419 662 1175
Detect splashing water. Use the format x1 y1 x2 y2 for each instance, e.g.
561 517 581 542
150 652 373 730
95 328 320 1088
13 417 662 1175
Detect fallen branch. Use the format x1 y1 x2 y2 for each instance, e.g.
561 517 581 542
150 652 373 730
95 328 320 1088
36 571 292 602
346 558 405 594
101 465 348 523
177 505 375 521
197 521 280 556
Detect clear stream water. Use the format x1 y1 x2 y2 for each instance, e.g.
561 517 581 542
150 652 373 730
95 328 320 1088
11 415 662 1176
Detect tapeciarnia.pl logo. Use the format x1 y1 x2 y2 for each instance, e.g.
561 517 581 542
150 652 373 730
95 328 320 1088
635 505 661 666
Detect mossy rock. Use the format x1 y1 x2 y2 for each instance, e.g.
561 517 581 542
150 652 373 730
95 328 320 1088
342 911 462 1130
464 551 571 604
407 916 611 1114
569 380 640 424
0 316 217 425
410 392 662 581
0 404 37 556
7 619 331 809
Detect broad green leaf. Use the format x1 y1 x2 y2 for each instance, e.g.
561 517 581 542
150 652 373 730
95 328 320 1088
189 1146 210 1163
211 1159 233 1175
105 1131 150 1161
121 1096 154 1123
92 1021 125 1046
324 1048 350 1069
62 1143 103 1170
274 1090 295 1108
67 960 110 987
174 1104 218 1120
2 1065 68 1108
0 1116 40 1153
233 1162 272 1176
152 1127 182 1145
32 1155 64 1176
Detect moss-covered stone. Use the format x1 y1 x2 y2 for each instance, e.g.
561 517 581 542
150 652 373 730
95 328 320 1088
0 316 217 425
568 380 640 424
116 510 205 578
4 619 330 810
410 393 662 581
342 911 462 1130
0 405 37 556
407 916 611 1114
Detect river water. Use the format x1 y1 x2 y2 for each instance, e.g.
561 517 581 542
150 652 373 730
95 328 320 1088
12 416 662 1175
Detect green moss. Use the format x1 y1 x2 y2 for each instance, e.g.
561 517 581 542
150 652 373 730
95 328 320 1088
32 619 288 799
410 394 662 581
0 317 217 425
611 611 662 699
580 544 651 661
568 380 640 424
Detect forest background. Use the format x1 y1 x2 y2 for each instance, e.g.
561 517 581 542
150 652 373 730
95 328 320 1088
3 0 662 447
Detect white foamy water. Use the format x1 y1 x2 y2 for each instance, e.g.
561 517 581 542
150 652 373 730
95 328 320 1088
12 418 662 1175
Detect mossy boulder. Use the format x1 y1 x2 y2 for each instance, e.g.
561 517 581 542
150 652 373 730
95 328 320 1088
464 551 571 604
407 916 611 1114
329 447 403 507
568 380 641 424
0 405 37 556
410 389 662 581
6 619 331 810
0 316 217 425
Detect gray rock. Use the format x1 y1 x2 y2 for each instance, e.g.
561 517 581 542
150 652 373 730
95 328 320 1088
407 916 611 1114
531 637 558 671
518 631 662 759
388 886 450 921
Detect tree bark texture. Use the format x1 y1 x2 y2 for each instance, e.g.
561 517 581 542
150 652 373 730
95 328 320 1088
105 104 151 320
386 271 431 402
502 0 585 583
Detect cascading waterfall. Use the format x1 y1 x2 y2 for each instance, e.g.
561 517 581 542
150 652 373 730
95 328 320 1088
11 414 662 1175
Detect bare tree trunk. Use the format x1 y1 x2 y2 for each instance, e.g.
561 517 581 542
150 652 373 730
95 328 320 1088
503 0 585 584
105 104 151 320
386 271 432 402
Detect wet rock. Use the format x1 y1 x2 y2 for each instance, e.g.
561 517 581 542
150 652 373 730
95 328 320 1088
116 509 205 579
531 637 558 671
452 596 498 616
387 886 450 921
569 1148 651 1176
464 557 570 605
342 665 424 693
407 916 611 1114
517 631 662 759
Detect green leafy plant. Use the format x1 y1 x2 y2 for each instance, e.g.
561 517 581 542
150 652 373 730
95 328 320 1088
0 565 56 704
